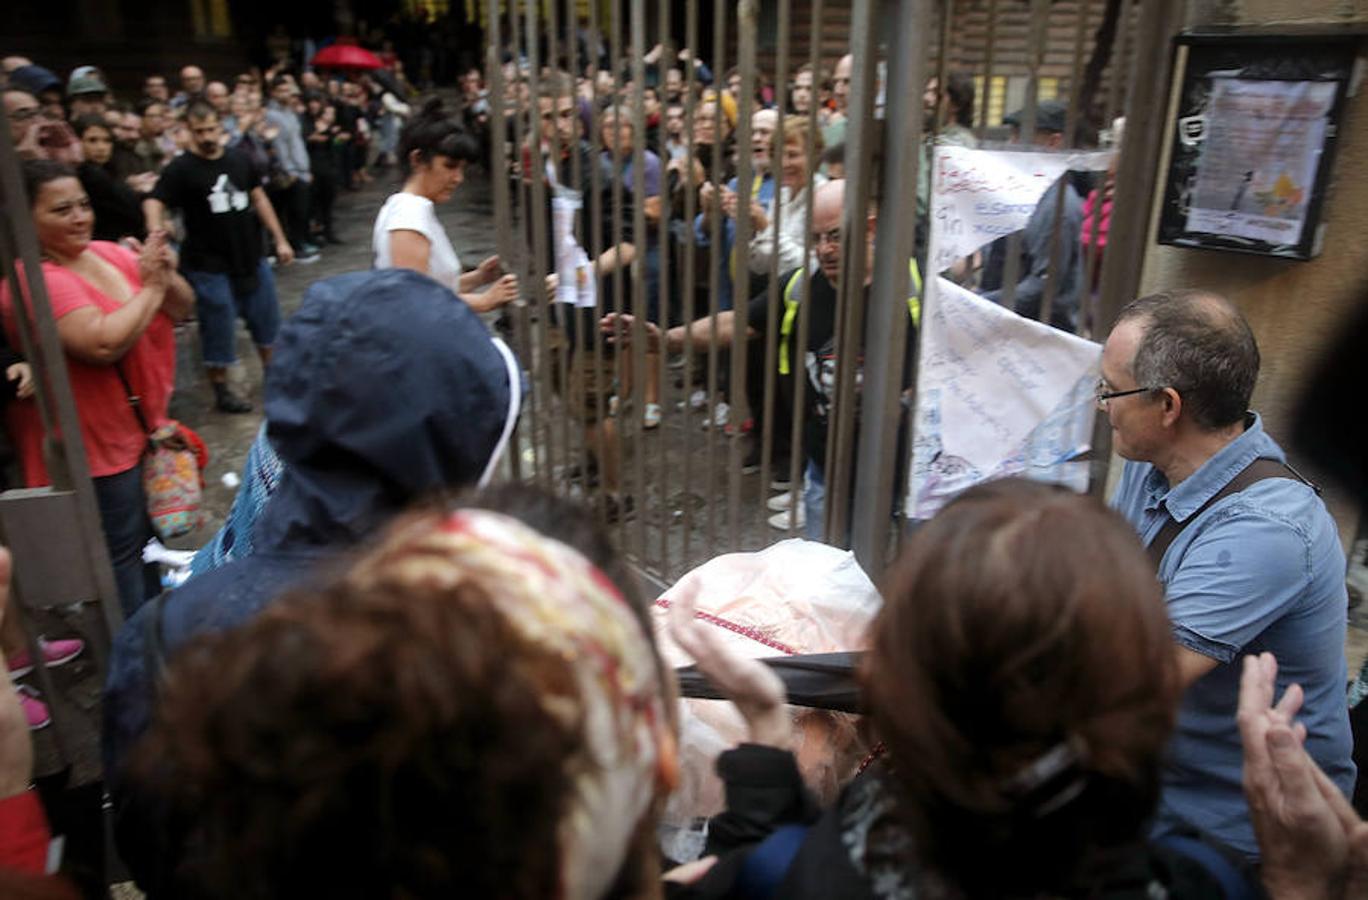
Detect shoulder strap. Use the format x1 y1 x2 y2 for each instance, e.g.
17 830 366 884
1146 458 1314 568
1153 834 1261 900
734 824 810 900
113 364 155 445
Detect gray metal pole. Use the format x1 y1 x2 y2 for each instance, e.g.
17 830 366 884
849 0 931 575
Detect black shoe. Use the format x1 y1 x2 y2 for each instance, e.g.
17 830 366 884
212 382 253 414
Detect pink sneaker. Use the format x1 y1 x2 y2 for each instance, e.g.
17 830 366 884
15 685 50 731
7 637 85 679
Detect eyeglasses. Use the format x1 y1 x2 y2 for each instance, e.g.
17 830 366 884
9 107 39 122
811 228 842 247
1095 381 1163 409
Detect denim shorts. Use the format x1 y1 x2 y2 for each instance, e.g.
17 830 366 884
185 259 281 367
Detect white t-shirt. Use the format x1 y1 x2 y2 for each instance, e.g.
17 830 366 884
372 191 463 294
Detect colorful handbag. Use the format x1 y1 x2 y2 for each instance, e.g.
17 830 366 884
117 367 209 541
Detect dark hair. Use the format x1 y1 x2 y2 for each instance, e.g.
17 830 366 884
945 70 976 127
131 489 665 900
72 114 110 139
820 142 845 168
133 574 579 900
135 97 166 116
398 98 479 173
269 74 292 91
184 101 217 123
22 159 77 208
865 478 1177 897
1117 290 1259 430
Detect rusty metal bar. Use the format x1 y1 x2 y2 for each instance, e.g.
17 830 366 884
563 0 595 504
678 0 701 575
823 0 879 545
506 0 547 485
758 0 793 536
655 0 673 577
729 0 759 551
850 0 931 575
524 0 563 497
782 0 824 536
628 0 650 564
703 0 728 560
1089 0 1185 494
485 1 525 481
546 0 574 497
608 0 629 544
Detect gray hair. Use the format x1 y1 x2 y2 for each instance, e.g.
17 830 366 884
1116 290 1259 431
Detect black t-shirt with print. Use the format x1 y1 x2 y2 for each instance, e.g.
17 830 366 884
153 148 265 276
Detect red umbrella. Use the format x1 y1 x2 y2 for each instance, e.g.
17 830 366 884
311 44 385 71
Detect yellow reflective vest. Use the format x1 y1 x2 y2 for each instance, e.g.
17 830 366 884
777 259 922 376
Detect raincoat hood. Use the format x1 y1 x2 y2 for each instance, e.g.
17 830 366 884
257 269 520 548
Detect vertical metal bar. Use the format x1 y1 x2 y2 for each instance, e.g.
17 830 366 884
524 0 560 489
935 0 953 134
608 0 629 548
678 0 701 577
850 0 930 575
656 0 673 577
979 0 999 134
783 0 824 535
0 102 124 639
758 0 792 536
999 0 1050 316
703 0 727 560
1089 0 1184 494
823 0 879 545
628 0 650 565
507 0 546 484
1104 1 1132 130
1037 0 1092 332
729 0 758 551
564 0 594 501
547 0 574 496
588 0 610 519
486 0 523 482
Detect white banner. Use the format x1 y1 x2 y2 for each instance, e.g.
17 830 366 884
906 145 1109 519
906 277 1100 519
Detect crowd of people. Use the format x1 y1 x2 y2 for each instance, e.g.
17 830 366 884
0 30 1364 900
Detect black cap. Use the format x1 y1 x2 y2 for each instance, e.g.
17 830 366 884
1004 98 1068 134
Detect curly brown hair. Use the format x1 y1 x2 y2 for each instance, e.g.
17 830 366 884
864 478 1179 897
133 570 586 900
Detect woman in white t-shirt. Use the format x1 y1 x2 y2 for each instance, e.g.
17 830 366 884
372 99 518 312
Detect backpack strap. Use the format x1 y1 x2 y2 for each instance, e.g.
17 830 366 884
1153 834 1261 900
734 824 810 900
1146 457 1317 568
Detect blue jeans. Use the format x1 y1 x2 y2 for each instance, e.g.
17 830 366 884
803 459 825 542
185 261 281 367
94 464 160 618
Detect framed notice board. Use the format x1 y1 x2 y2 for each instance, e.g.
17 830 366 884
1157 32 1360 260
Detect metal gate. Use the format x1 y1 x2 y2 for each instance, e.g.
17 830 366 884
484 0 1182 583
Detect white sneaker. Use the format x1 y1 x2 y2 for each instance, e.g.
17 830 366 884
767 491 794 512
689 389 708 410
768 506 805 531
643 402 662 429
701 401 730 430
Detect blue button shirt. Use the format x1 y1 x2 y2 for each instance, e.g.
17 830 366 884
1111 413 1354 858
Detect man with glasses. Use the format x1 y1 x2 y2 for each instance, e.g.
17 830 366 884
604 179 916 538
1104 289 1352 862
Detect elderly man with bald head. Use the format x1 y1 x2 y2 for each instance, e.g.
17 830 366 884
171 65 206 109
1105 289 1353 861
606 179 916 538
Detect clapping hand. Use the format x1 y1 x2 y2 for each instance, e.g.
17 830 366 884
1239 652 1368 900
132 230 175 288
